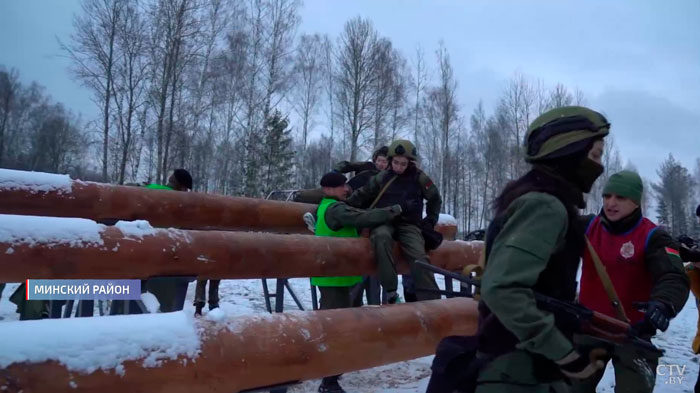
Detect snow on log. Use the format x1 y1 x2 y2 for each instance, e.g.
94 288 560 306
0 169 459 239
0 297 478 393
0 215 481 282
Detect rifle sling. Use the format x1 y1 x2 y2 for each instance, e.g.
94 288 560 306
585 236 630 323
369 174 398 209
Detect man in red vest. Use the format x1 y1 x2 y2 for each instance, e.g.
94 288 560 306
574 170 689 393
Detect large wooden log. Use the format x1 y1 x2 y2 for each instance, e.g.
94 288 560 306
0 297 478 393
0 215 482 282
0 169 458 238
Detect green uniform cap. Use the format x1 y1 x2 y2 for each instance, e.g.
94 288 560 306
603 170 643 205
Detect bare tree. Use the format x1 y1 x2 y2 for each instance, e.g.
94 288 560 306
410 45 428 150
500 72 535 178
145 0 202 183
321 34 335 166
423 42 458 200
291 33 324 153
112 1 147 184
0 67 20 166
63 0 125 181
334 17 379 161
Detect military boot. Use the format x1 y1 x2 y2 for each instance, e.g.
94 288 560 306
194 302 204 317
318 376 345 393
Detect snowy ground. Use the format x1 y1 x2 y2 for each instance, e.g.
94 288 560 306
1 277 698 392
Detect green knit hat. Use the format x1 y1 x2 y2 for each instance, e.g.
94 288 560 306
603 171 643 205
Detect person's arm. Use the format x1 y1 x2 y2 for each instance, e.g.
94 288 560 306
480 193 573 361
325 202 401 231
332 161 374 174
346 171 385 209
420 172 442 227
645 229 690 316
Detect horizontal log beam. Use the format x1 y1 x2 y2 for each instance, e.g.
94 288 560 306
0 169 457 238
0 215 481 282
0 298 478 393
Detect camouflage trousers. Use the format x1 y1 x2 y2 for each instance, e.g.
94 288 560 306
194 279 220 308
370 223 439 300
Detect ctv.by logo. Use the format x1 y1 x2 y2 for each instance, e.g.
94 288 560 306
656 364 686 385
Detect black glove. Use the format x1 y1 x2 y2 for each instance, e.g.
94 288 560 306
635 300 673 332
555 348 607 380
678 235 697 248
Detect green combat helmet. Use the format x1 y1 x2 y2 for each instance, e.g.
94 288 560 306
388 139 418 160
525 106 610 163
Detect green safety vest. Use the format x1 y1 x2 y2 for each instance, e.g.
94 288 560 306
310 198 363 287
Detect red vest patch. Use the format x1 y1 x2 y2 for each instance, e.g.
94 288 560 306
579 216 657 324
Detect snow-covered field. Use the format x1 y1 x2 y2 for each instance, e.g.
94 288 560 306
1 277 698 392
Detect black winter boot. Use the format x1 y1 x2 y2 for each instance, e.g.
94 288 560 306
318 376 346 393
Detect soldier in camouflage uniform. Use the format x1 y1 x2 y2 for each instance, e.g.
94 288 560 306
346 139 441 304
476 107 611 393
312 171 401 393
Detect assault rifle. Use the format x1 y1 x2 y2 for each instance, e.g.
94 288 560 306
416 261 663 356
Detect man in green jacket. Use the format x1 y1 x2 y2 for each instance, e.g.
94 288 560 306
145 169 196 313
476 106 611 392
312 171 401 393
346 139 441 304
572 171 689 393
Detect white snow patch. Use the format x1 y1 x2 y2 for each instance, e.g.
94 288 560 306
141 292 161 313
0 312 200 373
0 168 72 193
299 328 311 340
437 213 457 226
205 308 225 322
115 220 157 239
5 247 13 254
421 211 457 226
0 215 105 248
317 343 328 352
69 381 77 389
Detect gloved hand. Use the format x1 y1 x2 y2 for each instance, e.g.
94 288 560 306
678 234 697 248
555 348 607 380
389 204 403 217
635 300 673 332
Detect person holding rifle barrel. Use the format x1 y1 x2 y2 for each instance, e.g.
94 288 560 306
474 107 612 392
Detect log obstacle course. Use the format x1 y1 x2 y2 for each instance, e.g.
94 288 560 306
0 216 480 282
0 171 457 238
0 169 484 393
0 298 478 393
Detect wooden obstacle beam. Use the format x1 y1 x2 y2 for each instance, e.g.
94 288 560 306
0 169 458 238
0 215 482 282
0 297 478 393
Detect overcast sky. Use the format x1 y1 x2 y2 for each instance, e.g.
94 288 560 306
1 0 699 187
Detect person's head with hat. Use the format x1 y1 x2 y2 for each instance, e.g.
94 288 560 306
320 171 350 200
167 168 193 191
602 170 643 222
